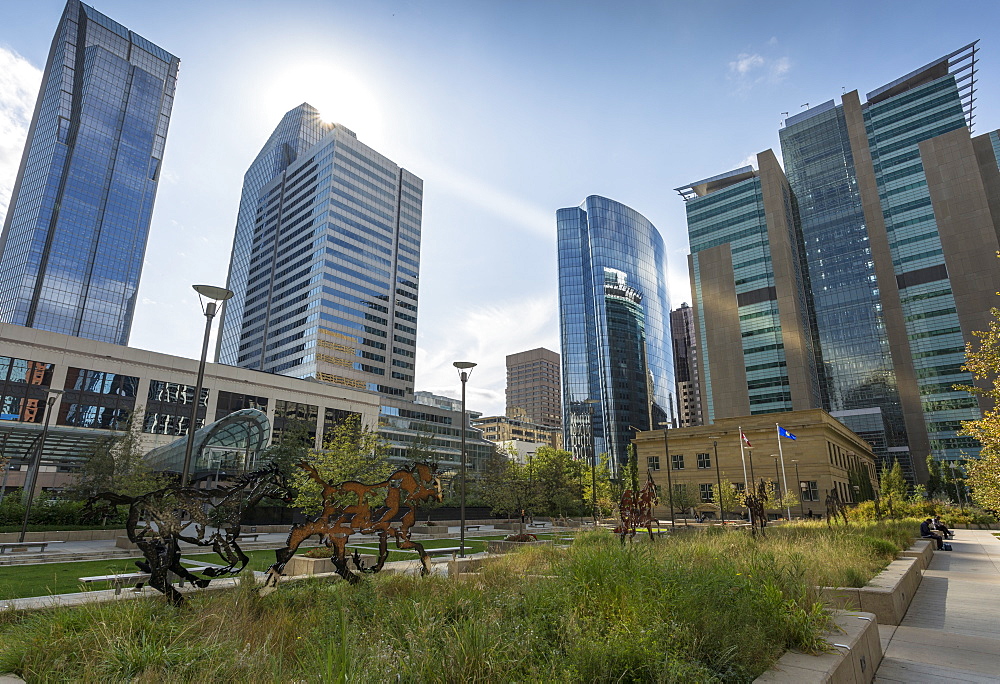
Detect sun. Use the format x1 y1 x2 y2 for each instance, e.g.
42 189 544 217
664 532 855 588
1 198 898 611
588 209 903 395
262 59 386 146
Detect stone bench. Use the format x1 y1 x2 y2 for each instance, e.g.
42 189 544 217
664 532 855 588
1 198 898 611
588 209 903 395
820 556 922 625
899 538 934 570
754 611 881 683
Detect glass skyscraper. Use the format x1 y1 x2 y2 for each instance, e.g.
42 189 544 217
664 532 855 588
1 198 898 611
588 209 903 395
0 0 179 345
557 196 675 475
683 42 1000 483
218 104 422 399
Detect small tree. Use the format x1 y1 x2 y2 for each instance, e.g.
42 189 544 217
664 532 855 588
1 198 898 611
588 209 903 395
711 477 744 520
263 419 313 478
880 460 908 517
925 455 945 499
291 415 393 515
531 446 586 517
68 412 168 499
966 454 1000 512
670 483 700 519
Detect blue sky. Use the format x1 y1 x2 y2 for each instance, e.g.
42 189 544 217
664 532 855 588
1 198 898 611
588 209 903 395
1 0 999 416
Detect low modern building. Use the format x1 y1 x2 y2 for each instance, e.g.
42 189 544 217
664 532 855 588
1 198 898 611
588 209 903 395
632 409 879 520
471 414 563 450
0 321 379 494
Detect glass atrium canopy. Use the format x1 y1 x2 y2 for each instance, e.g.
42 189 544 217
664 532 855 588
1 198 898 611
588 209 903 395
144 409 271 477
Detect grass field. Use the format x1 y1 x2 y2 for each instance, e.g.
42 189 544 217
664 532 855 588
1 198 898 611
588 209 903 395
0 521 917 682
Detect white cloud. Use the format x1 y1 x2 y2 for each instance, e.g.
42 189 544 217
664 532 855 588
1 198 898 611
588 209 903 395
415 290 559 417
770 57 791 79
767 36 779 47
0 46 41 224
729 53 765 76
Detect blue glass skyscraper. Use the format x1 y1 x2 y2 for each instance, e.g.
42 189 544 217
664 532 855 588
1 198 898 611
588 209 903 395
218 104 422 400
557 196 675 475
0 0 179 345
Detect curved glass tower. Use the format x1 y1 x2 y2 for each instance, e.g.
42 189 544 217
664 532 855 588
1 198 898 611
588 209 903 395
557 196 674 475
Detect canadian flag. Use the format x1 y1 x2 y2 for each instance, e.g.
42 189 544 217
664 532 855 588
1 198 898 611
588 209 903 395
740 430 752 448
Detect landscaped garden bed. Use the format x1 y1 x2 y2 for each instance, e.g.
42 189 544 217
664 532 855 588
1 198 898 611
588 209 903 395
0 521 917 682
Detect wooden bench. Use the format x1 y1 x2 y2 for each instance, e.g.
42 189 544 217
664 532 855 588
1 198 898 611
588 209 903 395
0 540 64 554
235 534 260 542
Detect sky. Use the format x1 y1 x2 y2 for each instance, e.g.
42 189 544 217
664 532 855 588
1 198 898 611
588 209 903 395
1 0 999 417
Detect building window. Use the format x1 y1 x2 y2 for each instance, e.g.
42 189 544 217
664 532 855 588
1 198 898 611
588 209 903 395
700 483 714 503
800 480 819 502
273 399 319 444
671 454 684 470
215 390 268 421
144 380 210 436
0 356 54 424
59 368 139 430
324 407 360 442
647 456 660 471
697 452 711 469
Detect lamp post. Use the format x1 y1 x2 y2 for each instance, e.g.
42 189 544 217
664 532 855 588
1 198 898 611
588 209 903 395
771 455 782 517
949 465 966 508
585 399 600 525
747 447 755 486
181 285 234 487
19 389 63 542
656 421 674 527
454 361 476 558
792 459 805 518
713 439 724 523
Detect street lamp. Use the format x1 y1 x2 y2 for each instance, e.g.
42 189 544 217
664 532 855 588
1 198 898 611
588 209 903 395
713 439 724 523
454 361 476 558
585 399 600 525
181 284 233 487
657 421 674 528
19 389 63 542
792 459 805 518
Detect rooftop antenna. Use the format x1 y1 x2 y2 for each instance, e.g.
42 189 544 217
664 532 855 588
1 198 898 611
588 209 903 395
801 103 809 109
780 112 789 128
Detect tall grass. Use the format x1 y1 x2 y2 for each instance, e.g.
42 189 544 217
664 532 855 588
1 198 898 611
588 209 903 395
0 521 916 683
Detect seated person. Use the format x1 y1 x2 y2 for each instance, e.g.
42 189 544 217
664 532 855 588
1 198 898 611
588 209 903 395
920 518 944 550
932 516 954 539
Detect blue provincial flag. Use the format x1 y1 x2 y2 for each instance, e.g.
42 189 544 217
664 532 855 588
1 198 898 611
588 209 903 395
778 425 797 440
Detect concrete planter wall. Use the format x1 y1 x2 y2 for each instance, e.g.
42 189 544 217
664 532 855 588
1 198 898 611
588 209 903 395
755 611 881 683
899 539 934 570
284 553 377 576
820 556 922 625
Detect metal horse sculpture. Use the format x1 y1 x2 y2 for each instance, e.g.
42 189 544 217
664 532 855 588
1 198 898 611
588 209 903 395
85 464 293 605
613 471 659 543
259 462 441 594
744 479 769 536
825 488 849 527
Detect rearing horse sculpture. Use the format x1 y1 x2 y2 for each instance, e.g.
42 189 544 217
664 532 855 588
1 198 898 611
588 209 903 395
259 462 441 594
85 463 293 606
613 471 660 543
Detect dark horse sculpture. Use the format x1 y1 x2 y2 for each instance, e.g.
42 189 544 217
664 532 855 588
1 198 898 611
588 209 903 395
85 463 293 605
259 462 441 594
613 471 659 543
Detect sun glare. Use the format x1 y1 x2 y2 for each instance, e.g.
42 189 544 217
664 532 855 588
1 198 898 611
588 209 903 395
263 59 386 145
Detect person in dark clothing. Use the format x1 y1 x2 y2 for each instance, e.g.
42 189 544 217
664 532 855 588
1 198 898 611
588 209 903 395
932 516 954 539
920 518 944 550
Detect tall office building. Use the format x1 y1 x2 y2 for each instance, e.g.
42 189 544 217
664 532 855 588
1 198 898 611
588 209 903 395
0 0 179 345
670 303 703 427
218 105 422 399
505 347 561 428
557 195 675 474
681 43 1000 482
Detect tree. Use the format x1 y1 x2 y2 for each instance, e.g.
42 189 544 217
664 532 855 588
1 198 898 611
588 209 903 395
263 419 313 478
669 483 700 518
291 414 394 515
711 478 744 519
957 292 1000 512
582 453 614 516
68 412 168 499
476 445 534 523
531 446 586 517
880 460 908 517
924 455 945 499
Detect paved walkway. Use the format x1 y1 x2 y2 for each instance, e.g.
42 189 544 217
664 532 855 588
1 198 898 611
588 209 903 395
876 528 1000 683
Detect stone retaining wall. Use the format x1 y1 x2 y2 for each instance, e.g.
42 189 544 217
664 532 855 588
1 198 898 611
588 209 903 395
820 556 922 625
755 611 881 683
0 529 125 543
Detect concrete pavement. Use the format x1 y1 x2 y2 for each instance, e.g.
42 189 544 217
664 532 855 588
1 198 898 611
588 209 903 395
876 528 1000 683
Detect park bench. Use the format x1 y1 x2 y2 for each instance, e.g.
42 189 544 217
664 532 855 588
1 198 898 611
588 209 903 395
464 525 481 531
527 523 547 528
0 540 64 554
235 534 260 542
424 546 466 560
79 560 225 596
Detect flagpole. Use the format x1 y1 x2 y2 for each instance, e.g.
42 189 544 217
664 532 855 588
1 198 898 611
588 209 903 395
776 423 791 520
739 426 751 526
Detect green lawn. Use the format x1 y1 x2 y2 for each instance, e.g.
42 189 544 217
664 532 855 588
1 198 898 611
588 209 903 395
0 536 508 600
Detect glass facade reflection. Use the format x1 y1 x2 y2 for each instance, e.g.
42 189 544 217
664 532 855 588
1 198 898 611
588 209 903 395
59 366 139 429
217 105 422 400
557 196 674 475
0 1 179 345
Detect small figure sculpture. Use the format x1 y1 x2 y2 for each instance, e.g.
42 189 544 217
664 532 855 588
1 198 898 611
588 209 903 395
744 479 768 536
259 462 441 594
85 464 293 605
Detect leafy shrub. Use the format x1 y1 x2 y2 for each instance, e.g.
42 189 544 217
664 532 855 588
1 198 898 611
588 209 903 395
503 533 537 542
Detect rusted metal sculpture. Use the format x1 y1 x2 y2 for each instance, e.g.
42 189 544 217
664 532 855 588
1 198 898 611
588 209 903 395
825 488 849 527
613 471 659 543
85 464 293 605
259 462 441 594
744 479 769 536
